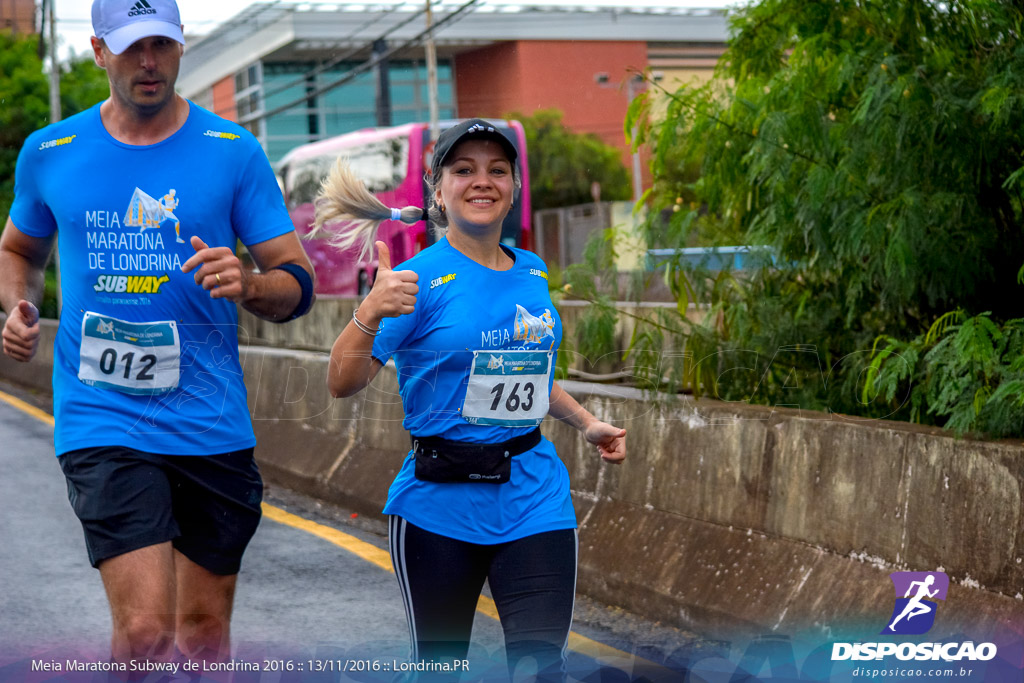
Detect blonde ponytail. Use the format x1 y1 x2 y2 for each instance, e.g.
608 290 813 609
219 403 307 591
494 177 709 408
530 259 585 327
309 157 424 262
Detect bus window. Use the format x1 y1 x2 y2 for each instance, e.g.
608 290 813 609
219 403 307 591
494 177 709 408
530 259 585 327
346 138 409 193
286 154 333 210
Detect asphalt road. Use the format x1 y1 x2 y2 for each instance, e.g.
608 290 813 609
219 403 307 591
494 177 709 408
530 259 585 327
0 383 712 682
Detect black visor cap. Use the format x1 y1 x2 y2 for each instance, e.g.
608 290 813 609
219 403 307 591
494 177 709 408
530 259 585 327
431 118 518 177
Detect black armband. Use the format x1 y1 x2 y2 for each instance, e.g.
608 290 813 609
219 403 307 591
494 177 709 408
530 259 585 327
271 263 314 322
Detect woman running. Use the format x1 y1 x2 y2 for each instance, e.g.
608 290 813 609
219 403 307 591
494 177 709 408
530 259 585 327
313 119 626 682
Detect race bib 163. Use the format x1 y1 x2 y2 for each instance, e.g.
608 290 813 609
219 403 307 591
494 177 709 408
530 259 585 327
462 350 551 427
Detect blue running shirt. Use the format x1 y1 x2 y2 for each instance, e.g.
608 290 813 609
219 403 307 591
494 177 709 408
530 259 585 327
373 237 576 544
10 102 295 456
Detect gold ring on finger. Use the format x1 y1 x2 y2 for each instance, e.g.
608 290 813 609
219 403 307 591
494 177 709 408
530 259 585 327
216 273 222 284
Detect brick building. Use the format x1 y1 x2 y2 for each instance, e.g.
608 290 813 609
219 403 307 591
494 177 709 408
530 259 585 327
178 2 728 169
0 0 38 35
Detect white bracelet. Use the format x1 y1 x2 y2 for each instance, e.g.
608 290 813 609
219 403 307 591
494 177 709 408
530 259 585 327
352 307 382 336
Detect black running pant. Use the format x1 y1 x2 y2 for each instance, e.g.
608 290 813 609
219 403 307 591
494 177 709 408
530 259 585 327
388 517 577 682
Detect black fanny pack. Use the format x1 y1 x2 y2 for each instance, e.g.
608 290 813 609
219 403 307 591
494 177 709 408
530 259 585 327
411 427 542 484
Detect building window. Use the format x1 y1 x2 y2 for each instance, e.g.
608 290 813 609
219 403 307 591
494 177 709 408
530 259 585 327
388 61 456 126
233 62 266 142
258 59 454 163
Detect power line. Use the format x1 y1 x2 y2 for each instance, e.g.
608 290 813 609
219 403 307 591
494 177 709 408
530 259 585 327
259 3 418 102
239 0 480 127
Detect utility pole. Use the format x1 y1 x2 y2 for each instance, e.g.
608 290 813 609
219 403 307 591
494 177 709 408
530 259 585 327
373 38 392 127
44 0 62 312
45 0 61 125
425 0 440 142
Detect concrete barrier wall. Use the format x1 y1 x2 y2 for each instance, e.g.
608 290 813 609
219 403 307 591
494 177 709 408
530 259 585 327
0 318 57 393
3 315 1022 642
236 298 693 375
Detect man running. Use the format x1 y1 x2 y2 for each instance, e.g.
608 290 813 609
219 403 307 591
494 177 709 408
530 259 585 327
0 0 314 669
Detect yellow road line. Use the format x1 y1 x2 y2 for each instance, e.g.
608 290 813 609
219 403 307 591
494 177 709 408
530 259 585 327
0 387 670 676
0 389 55 426
261 503 393 572
262 503 670 674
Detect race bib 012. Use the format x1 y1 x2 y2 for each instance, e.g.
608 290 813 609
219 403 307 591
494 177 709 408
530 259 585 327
78 312 180 395
462 350 551 427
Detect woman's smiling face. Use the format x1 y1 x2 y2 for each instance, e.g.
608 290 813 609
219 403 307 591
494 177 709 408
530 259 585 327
435 138 515 234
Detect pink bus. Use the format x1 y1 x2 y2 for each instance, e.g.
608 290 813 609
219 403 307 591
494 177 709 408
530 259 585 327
277 119 532 296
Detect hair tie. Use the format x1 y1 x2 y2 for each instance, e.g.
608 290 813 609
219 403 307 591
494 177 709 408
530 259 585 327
390 208 402 221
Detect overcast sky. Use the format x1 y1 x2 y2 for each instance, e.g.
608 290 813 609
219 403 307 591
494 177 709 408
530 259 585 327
54 0 743 60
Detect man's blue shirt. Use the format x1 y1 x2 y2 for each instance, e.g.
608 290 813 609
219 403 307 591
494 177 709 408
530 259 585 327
10 102 294 456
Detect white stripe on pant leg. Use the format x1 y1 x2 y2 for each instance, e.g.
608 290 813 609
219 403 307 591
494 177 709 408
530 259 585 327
388 516 416 660
560 529 578 678
389 516 418 661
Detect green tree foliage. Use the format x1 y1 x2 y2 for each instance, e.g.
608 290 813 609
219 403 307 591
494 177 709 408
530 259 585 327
508 108 631 211
867 310 1024 437
573 1 1024 435
61 53 112 121
1 31 109 318
1 31 109 216
0 32 50 215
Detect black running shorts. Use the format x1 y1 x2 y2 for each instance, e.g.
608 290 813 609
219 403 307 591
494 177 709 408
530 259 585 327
59 445 263 575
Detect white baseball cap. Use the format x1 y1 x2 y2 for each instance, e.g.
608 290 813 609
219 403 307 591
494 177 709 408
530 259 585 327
92 0 184 55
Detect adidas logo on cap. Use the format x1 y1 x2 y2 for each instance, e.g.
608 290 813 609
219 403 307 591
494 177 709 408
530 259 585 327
92 0 183 55
128 0 157 16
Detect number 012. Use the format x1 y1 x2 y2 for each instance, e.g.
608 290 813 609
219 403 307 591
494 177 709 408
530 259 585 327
98 348 158 381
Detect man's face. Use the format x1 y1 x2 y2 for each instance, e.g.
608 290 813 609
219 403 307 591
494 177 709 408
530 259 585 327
92 35 183 117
